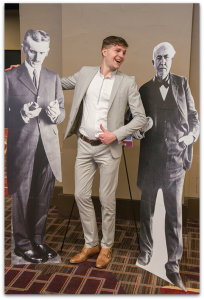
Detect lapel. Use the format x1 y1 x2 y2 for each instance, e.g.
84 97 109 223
108 71 124 111
17 62 37 95
76 67 99 107
170 73 187 122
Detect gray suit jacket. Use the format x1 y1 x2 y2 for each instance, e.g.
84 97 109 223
61 66 146 158
5 62 65 194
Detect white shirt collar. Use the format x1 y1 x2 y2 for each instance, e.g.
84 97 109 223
98 67 117 78
154 73 170 84
25 60 41 76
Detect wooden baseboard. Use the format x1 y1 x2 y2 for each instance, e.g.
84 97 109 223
50 186 63 206
51 187 192 226
184 197 199 220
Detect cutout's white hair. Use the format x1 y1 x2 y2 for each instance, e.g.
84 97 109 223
153 42 176 60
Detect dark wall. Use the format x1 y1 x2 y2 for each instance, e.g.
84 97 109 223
5 3 20 68
5 4 19 10
5 50 21 69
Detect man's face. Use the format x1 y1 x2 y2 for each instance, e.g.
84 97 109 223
152 46 173 79
102 44 126 71
22 36 50 68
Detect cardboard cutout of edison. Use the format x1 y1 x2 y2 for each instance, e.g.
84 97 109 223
135 42 199 291
5 30 65 264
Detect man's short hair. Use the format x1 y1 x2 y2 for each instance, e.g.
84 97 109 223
101 36 129 52
23 29 50 48
153 42 176 60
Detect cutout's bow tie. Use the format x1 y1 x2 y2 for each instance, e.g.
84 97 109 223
155 77 170 89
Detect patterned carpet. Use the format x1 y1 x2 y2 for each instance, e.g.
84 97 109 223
5 195 200 294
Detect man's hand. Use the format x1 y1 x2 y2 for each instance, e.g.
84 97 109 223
21 102 42 118
5 64 20 71
45 99 60 122
178 134 194 148
132 116 153 140
99 124 117 145
133 130 144 140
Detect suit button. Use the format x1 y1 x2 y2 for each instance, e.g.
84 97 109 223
165 138 167 141
37 96 40 98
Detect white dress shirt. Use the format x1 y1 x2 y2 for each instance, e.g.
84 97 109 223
158 75 170 100
25 60 41 89
79 68 117 140
20 61 42 123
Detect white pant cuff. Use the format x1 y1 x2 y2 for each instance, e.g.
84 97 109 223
84 241 99 248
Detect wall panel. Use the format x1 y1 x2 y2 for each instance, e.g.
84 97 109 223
17 3 199 198
5 10 20 50
61 3 195 198
183 4 200 199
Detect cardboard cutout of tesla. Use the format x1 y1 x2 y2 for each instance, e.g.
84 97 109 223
5 29 65 264
134 42 199 291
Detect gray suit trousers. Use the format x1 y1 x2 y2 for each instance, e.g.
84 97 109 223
140 167 185 274
75 137 121 249
12 135 55 251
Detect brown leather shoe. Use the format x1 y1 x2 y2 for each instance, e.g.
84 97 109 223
70 244 101 264
95 248 112 268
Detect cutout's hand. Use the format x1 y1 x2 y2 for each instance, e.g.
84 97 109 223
22 102 42 118
178 134 194 147
45 100 60 122
99 124 117 145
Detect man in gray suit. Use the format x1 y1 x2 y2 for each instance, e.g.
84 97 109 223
61 36 146 268
136 42 199 291
5 29 65 263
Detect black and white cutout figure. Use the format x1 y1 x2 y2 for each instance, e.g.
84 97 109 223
135 42 199 291
5 29 65 264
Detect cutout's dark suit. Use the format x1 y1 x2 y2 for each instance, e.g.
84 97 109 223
5 62 65 251
137 73 199 275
